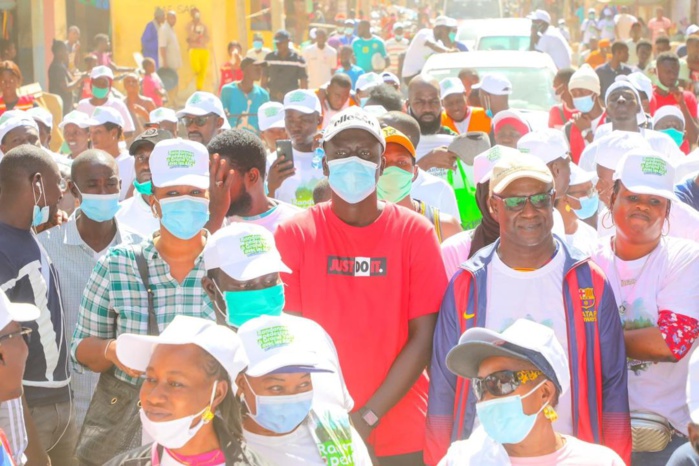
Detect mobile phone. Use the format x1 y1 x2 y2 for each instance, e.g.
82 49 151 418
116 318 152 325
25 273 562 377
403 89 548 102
276 139 294 168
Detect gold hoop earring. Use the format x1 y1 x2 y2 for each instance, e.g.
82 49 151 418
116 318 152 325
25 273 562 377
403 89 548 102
601 210 614 230
543 405 558 422
661 219 670 237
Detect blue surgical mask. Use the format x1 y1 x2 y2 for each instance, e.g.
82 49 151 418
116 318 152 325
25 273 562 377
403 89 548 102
573 95 595 113
253 40 263 51
79 192 121 222
659 127 684 147
360 97 369 107
476 381 548 444
243 378 314 434
327 156 378 204
485 108 494 119
133 179 153 196
572 193 599 220
32 177 49 228
157 195 210 240
213 282 284 328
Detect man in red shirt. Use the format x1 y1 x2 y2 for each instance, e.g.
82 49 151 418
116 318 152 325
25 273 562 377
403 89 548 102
650 52 699 152
274 106 448 465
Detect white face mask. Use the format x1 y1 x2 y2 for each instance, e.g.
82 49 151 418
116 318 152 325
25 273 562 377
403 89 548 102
139 381 218 449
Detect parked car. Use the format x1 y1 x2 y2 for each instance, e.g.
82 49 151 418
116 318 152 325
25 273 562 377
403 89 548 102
475 33 531 51
456 18 531 50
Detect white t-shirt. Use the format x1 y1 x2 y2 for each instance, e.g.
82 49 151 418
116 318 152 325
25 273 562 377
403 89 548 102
243 415 371 465
592 237 699 433
273 149 325 209
535 28 572 69
115 193 160 238
76 97 136 133
115 151 135 200
411 168 461 222
321 98 350 130
486 244 573 436
302 44 337 90
597 18 616 40
402 28 437 77
565 220 598 256
614 13 637 41
158 22 182 69
226 201 303 232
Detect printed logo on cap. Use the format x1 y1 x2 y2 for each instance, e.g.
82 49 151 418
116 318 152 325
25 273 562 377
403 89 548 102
257 325 294 351
94 107 104 116
488 146 505 161
382 127 400 138
264 106 281 117
166 149 196 169
189 93 203 104
640 157 668 176
289 91 308 103
239 234 272 257
142 128 159 138
153 108 166 117
443 80 454 90
331 110 379 131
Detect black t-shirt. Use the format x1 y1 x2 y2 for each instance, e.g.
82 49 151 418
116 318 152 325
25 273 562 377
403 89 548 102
0 222 70 407
48 61 73 113
264 50 308 102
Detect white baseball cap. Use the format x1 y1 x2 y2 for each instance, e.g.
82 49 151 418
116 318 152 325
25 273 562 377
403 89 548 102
381 71 400 86
58 110 91 130
283 89 321 114
687 24 699 36
517 129 570 164
116 316 248 392
653 105 685 128
446 318 570 397
473 145 522 184
323 106 386 151
86 106 124 128
238 315 333 377
434 15 456 27
473 73 512 96
363 105 387 117
176 91 225 118
149 138 209 189
90 65 114 80
688 348 699 423
0 288 40 332
26 107 53 129
257 102 285 131
613 150 678 201
0 112 39 144
569 163 594 186
355 72 382 92
440 77 466 99
203 224 291 281
527 9 551 24
594 131 653 170
149 107 178 124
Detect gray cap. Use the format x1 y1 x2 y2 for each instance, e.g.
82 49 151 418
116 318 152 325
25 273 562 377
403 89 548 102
448 131 491 165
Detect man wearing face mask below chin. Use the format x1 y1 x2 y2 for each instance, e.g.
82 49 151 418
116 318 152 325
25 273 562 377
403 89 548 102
201 224 354 413
106 316 267 465
275 106 448 466
236 314 373 465
439 319 625 466
650 53 699 153
564 64 606 163
72 139 216 466
38 150 143 428
76 65 136 140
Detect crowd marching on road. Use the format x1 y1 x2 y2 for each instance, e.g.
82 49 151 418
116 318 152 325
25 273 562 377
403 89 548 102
2 2 699 466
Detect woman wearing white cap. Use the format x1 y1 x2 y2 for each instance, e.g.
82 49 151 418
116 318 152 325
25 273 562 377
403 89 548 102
591 151 699 465
558 163 599 255
72 139 217 465
59 110 91 159
0 290 39 466
235 315 372 465
439 319 624 465
105 316 266 465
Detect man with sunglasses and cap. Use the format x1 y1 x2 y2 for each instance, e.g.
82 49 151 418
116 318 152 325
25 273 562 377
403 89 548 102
177 91 226 146
425 153 631 465
439 319 625 465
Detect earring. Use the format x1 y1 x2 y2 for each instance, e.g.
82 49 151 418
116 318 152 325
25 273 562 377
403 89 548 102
201 407 215 423
543 405 558 422
661 218 670 237
601 210 614 230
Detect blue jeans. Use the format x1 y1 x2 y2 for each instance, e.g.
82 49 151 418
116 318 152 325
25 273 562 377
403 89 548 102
667 442 699 466
633 434 688 466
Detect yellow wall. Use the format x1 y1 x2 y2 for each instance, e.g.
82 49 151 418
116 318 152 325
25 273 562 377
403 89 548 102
110 0 242 101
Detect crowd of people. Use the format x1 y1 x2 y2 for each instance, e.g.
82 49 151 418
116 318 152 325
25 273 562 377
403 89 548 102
1 3 699 466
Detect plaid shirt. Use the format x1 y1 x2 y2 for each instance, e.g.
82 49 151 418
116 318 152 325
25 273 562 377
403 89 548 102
71 235 215 385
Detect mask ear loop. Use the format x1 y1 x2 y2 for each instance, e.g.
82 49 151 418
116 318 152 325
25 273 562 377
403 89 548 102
210 280 229 322
521 379 555 420
201 380 218 424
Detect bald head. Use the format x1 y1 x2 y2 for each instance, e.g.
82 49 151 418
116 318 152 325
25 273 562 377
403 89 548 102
70 149 121 200
408 74 440 98
71 149 118 181
408 75 443 135
378 111 421 147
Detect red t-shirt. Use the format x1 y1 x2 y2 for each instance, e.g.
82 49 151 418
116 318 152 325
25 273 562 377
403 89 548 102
650 89 697 155
274 201 448 456
548 104 576 129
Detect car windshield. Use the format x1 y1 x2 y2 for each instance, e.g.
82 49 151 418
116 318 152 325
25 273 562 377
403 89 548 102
445 0 501 20
477 36 530 51
426 66 555 112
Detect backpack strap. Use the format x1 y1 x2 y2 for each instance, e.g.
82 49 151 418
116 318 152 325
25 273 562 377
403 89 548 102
132 245 159 336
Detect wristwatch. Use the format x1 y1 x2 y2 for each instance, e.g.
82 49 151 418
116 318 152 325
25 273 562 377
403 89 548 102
359 407 380 428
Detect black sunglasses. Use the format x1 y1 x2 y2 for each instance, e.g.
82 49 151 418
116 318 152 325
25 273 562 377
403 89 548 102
472 369 543 401
179 114 214 127
0 327 32 346
493 189 555 212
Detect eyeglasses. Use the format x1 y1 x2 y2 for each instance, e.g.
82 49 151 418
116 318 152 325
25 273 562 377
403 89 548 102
493 189 555 212
179 115 213 127
0 327 32 346
472 369 543 401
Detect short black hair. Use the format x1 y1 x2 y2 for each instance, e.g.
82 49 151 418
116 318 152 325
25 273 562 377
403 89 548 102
656 52 680 68
51 39 67 55
94 33 109 45
366 84 403 112
554 68 575 84
636 40 652 52
378 111 421 147
102 122 123 140
207 129 268 179
611 41 628 54
458 68 478 79
329 73 352 89
655 36 670 46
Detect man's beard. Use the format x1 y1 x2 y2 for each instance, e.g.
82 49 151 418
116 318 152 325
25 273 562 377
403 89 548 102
227 189 253 217
409 107 441 135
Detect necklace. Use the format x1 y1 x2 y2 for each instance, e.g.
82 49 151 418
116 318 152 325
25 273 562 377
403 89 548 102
611 237 660 315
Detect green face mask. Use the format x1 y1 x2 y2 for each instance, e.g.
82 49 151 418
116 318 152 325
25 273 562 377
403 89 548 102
449 32 456 42
132 179 153 195
659 127 684 147
92 85 110 99
215 282 285 328
377 166 413 203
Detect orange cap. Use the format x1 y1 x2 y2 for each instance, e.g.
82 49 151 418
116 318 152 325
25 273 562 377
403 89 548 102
382 126 416 158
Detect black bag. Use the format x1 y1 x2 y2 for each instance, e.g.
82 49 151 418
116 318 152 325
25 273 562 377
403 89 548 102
76 245 158 466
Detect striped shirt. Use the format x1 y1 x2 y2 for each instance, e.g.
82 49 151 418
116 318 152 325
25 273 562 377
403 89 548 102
38 213 143 425
263 50 308 102
384 37 409 75
71 233 215 385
